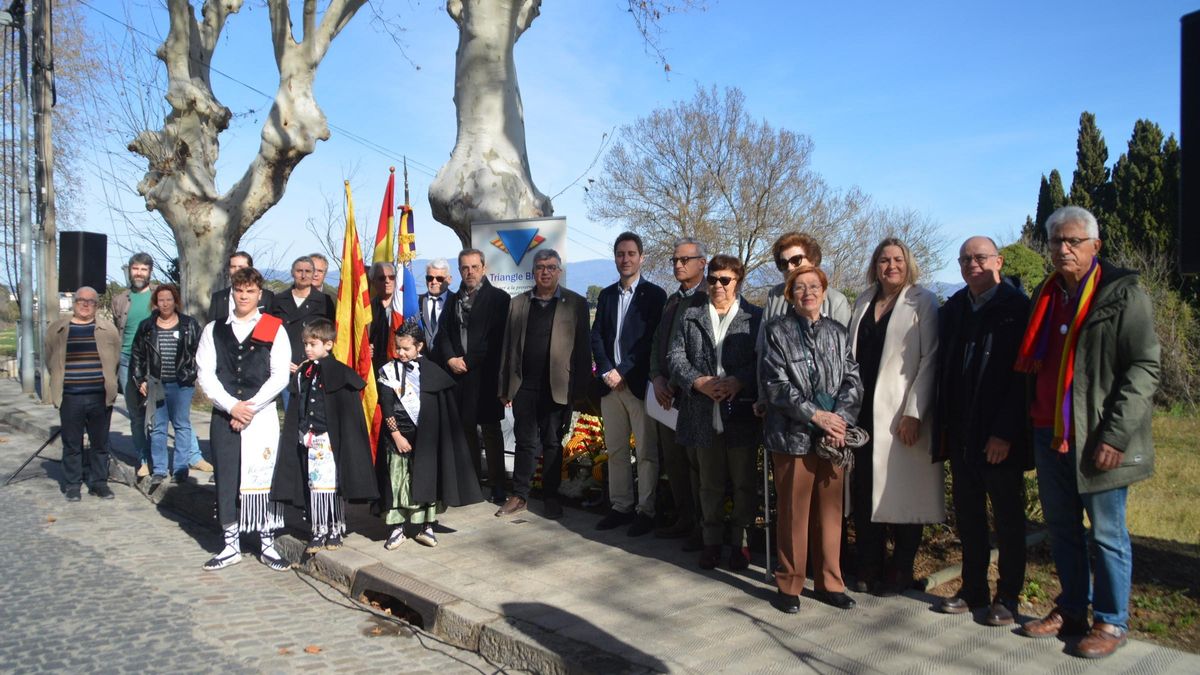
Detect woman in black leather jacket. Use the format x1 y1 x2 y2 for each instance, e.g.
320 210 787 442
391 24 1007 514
760 265 863 614
130 283 202 486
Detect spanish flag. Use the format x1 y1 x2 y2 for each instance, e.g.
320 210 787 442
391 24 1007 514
371 168 396 266
334 181 381 457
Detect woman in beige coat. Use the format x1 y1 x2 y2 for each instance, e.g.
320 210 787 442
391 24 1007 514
847 238 942 596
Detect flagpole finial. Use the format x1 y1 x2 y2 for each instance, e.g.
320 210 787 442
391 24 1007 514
344 180 350 186
389 166 395 173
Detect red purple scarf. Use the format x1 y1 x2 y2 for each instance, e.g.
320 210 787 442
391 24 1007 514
1015 258 1101 453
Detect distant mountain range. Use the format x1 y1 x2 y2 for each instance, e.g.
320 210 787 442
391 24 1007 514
280 260 968 301
285 258 621 296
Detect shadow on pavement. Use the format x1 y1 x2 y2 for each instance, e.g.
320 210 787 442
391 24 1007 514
498 601 670 673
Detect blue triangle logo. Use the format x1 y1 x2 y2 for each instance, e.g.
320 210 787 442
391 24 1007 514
497 228 539 265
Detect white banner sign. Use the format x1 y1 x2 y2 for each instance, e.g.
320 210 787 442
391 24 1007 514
471 216 568 296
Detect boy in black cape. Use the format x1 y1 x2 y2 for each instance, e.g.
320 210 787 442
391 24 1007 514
377 319 483 549
271 319 379 551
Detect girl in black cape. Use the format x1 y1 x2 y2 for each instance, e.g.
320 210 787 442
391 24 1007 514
377 320 483 549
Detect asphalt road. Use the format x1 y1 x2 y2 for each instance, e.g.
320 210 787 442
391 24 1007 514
0 424 507 674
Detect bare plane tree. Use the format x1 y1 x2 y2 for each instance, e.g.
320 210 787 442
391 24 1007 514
429 0 700 245
126 0 368 316
586 85 947 293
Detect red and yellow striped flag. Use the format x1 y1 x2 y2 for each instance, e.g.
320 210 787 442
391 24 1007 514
334 181 381 458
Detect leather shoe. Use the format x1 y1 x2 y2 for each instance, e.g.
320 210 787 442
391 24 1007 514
1075 623 1127 659
494 496 527 517
627 512 654 537
542 498 563 520
985 598 1016 627
654 518 693 539
938 596 971 614
773 591 800 614
1021 607 1089 639
813 590 856 610
698 545 721 570
595 508 634 531
90 483 115 500
65 487 81 502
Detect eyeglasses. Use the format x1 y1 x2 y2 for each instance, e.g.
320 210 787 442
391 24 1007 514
425 275 445 282
957 253 998 266
74 298 97 306
775 253 807 271
670 255 704 266
793 284 823 296
1049 236 1093 250
534 265 560 273
706 275 736 287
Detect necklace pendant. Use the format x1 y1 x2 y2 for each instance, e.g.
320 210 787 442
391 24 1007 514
1059 323 1069 335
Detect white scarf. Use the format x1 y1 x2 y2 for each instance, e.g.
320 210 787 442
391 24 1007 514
707 300 738 433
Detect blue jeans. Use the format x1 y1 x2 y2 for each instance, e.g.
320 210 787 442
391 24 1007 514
119 352 149 465
150 382 199 477
1033 427 1131 629
122 354 205 466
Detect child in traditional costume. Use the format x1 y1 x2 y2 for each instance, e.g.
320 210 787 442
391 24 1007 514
195 267 291 571
377 320 482 549
270 318 379 552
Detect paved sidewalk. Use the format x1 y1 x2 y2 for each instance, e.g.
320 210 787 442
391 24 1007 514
3 378 1196 674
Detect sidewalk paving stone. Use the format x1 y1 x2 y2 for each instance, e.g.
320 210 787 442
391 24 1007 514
2 377 1197 674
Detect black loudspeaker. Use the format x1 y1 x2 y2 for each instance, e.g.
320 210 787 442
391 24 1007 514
1182 11 1200 275
59 231 108 293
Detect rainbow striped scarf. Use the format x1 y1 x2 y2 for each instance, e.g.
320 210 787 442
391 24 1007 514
1015 258 1102 453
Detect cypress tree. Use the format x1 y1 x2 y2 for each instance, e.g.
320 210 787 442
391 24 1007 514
1032 170 1067 245
1112 119 1168 255
1069 111 1111 214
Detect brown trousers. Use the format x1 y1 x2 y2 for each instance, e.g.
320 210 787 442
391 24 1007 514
773 452 846 596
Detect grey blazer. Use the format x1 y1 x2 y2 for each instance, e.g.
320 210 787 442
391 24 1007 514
498 288 592 407
666 297 762 449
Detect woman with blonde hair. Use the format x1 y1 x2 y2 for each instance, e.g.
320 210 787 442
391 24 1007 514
847 237 942 596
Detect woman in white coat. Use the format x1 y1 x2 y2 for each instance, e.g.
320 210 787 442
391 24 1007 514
847 237 942 596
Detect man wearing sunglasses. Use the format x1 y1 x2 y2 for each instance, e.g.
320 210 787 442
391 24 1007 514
418 259 455 346
368 261 398 372
646 237 708 546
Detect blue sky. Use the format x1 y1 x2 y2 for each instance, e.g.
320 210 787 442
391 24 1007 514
81 1 1194 284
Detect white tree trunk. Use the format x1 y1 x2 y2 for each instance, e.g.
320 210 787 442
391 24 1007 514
128 0 364 316
429 0 552 246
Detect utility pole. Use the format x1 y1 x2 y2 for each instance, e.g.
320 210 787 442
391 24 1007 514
6 0 36 395
32 0 53 402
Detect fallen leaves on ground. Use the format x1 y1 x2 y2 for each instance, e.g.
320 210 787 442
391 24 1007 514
45 516 56 523
303 645 322 654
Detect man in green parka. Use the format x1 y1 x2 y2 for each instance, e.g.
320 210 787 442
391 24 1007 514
1016 206 1160 659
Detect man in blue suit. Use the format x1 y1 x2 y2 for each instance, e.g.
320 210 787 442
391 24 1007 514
590 232 667 536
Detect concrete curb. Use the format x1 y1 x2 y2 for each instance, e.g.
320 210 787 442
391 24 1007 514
0 393 634 675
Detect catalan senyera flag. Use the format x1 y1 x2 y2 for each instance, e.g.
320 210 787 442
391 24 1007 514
334 181 381 458
388 204 421 358
371 168 396 267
